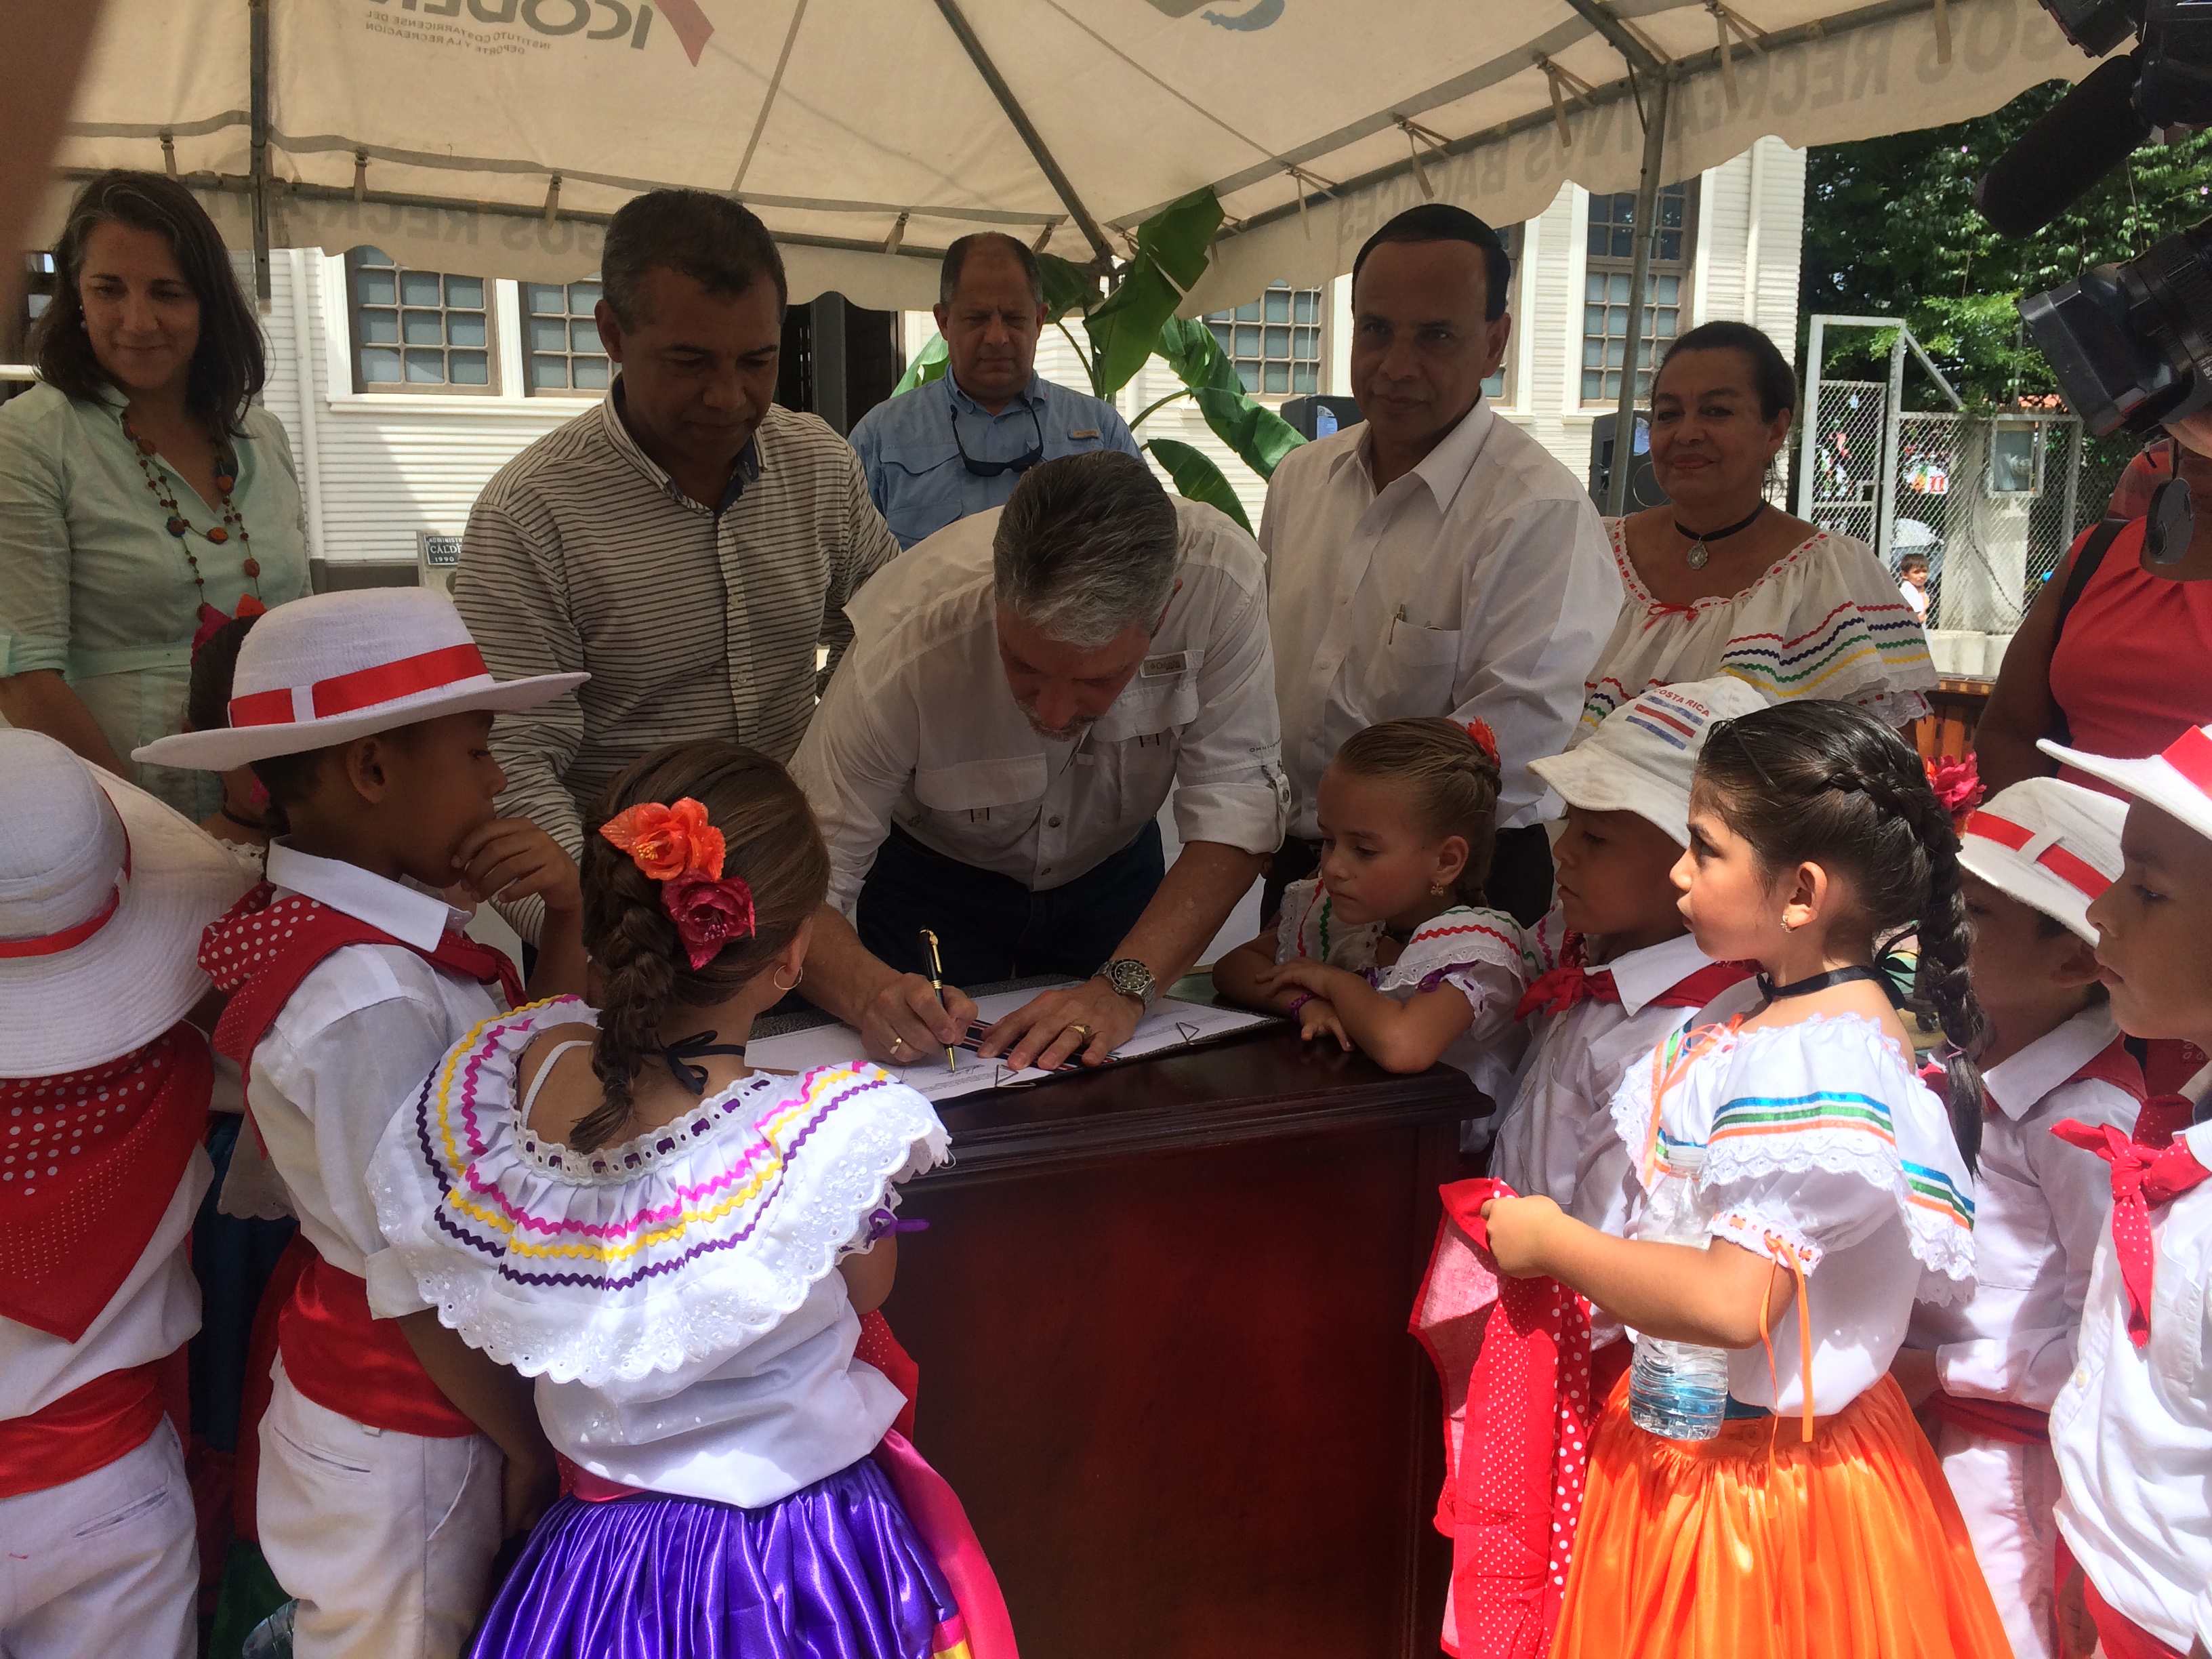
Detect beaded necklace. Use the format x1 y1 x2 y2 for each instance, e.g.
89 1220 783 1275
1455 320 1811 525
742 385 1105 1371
121 413 261 603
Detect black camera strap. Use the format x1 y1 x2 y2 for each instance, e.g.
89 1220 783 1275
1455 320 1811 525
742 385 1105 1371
2046 514 2130 749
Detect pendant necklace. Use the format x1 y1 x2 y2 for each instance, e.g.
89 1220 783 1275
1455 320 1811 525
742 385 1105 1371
121 413 261 604
1674 500 1767 571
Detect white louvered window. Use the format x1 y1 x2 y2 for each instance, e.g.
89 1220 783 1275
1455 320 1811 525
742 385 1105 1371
1582 181 1698 407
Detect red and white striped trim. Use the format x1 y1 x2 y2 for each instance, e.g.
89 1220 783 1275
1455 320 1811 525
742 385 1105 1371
1963 810 2111 900
228 642 491 729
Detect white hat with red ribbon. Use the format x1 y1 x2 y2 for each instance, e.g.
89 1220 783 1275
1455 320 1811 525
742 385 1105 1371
2041 721 2212 851
1958 776 2127 943
132 588 586 771
0 730 251 1076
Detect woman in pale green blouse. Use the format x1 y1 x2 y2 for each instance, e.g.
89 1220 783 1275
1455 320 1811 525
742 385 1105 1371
0 170 308 820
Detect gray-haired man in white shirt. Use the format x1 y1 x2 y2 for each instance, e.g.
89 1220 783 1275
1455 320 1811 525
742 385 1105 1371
1263 204 1620 925
792 451 1288 1073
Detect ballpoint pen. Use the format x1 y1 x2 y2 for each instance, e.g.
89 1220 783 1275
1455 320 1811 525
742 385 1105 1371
919 928 958 1071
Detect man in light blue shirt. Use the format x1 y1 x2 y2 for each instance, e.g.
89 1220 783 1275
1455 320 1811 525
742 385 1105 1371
850 233 1140 548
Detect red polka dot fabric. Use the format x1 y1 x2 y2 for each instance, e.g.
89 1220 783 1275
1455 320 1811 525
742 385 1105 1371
0 1025 211 1341
1411 1177 1597 1659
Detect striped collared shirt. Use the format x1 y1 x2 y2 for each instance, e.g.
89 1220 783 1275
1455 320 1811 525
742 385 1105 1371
455 387 899 883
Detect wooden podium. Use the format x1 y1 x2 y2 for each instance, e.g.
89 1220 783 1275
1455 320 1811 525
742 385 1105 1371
886 1025 1476 1657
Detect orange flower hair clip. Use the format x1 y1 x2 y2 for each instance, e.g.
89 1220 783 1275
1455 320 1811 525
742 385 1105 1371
1923 754 1984 834
1462 718 1500 769
598 798 756 970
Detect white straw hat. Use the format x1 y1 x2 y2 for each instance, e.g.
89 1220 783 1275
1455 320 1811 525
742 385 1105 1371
132 588 586 771
2041 722 2212 848
1531 676 1774 845
0 731 252 1076
1958 777 2127 943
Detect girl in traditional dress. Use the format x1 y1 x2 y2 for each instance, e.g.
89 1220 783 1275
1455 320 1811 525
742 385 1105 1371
370 739 1008 1659
1480 699 2011 1659
1212 716 1528 1105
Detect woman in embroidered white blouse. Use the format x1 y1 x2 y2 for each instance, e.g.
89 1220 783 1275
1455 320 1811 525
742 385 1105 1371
1578 321 1936 743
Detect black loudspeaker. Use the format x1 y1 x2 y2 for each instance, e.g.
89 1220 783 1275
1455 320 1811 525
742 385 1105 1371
1279 394 1366 441
1589 411 1669 512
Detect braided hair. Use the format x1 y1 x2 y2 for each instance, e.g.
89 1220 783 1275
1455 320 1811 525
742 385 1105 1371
1694 700 1988 1168
1332 717 1503 907
573 741 830 1153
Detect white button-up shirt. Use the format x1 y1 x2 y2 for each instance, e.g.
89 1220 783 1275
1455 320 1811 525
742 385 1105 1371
1261 399 1619 834
792 498 1288 913
247 843 500 1317
2053 1070 2212 1653
1492 920 1723 1225
1908 1004 2138 1408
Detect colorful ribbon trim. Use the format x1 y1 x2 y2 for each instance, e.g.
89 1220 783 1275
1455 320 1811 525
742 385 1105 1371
1963 810 2112 899
228 641 489 727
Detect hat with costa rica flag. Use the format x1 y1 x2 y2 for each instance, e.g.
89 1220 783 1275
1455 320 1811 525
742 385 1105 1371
133 588 585 771
2041 721 2212 850
1531 674 1773 846
1957 777 2127 943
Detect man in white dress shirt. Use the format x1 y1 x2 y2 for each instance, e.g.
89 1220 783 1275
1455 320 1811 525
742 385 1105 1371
1262 204 1619 925
791 451 1288 1073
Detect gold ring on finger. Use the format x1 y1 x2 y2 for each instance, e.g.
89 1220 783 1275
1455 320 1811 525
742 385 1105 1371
1066 1023 1094 1039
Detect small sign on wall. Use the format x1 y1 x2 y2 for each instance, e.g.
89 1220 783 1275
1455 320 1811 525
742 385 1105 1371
417 531 463 596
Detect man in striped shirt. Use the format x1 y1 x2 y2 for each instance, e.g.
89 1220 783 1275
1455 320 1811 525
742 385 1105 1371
454 190 898 937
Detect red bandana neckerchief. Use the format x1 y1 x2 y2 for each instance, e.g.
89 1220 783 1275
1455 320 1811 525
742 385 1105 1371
1515 930 1752 1023
2052 1094 2209 1347
199 883 522 1093
0 1025 211 1341
1412 1178 1595 1658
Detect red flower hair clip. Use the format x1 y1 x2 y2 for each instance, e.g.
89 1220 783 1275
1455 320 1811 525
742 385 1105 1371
1923 754 1984 833
1462 718 1500 768
599 798 757 970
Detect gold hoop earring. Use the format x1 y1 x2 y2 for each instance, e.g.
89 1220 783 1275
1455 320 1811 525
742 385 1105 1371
773 964 803 992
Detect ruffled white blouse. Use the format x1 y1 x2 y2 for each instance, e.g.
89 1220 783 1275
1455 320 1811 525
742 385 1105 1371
368 996 949 1508
1577 520 1936 741
1605 1012 1977 1417
1274 876 1528 1104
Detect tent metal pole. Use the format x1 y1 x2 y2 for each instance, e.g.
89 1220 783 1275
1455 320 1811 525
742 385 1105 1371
249 0 272 304
930 0 1116 270
1605 66 1670 517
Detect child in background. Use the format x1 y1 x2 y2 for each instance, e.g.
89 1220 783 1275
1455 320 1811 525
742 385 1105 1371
1482 700 2009 1659
134 588 590 1659
1890 777 2142 1659
370 741 1010 1659
1212 718 1528 1105
185 606 272 873
1496 677 1764 1221
2036 720 2212 1659
1900 550 1933 621
0 730 250 1659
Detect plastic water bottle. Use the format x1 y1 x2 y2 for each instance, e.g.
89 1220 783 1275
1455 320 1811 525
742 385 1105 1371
1626 1145 1730 1441
241 1599 297 1658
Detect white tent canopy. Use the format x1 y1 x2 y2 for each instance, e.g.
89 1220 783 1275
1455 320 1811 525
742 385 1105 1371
44 0 2099 312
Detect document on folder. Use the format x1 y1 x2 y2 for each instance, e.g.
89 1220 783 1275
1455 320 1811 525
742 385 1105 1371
743 983 1277 1103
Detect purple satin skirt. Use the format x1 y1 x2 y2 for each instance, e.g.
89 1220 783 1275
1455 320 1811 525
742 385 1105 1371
469 1457 961 1659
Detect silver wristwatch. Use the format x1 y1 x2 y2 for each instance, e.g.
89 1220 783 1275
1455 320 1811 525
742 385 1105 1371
1096 957 1156 1010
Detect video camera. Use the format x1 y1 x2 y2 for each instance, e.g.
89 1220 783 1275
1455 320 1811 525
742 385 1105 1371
1980 2 2212 442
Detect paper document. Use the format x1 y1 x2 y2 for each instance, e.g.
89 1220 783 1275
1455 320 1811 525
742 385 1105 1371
745 984 1276 1102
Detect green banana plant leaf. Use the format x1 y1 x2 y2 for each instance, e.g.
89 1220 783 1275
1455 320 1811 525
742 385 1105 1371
891 331 949 396
1037 252 1099 323
1084 187 1224 396
1145 437 1252 535
1153 314 1305 482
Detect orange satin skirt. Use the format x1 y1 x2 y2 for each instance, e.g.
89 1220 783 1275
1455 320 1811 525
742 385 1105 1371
1551 1374 2009 1659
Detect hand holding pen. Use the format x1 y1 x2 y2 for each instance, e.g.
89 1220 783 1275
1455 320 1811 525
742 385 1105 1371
919 929 958 1072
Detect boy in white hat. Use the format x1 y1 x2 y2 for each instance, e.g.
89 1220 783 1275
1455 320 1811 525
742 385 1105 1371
0 729 251 1659
1491 676 1767 1393
134 588 587 1659
1887 776 2143 1659
2032 722 2212 1659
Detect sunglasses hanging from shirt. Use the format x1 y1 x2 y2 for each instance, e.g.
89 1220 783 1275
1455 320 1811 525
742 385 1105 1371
949 398 1046 478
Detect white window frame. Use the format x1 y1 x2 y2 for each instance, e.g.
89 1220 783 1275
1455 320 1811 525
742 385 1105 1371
344 249 500 397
